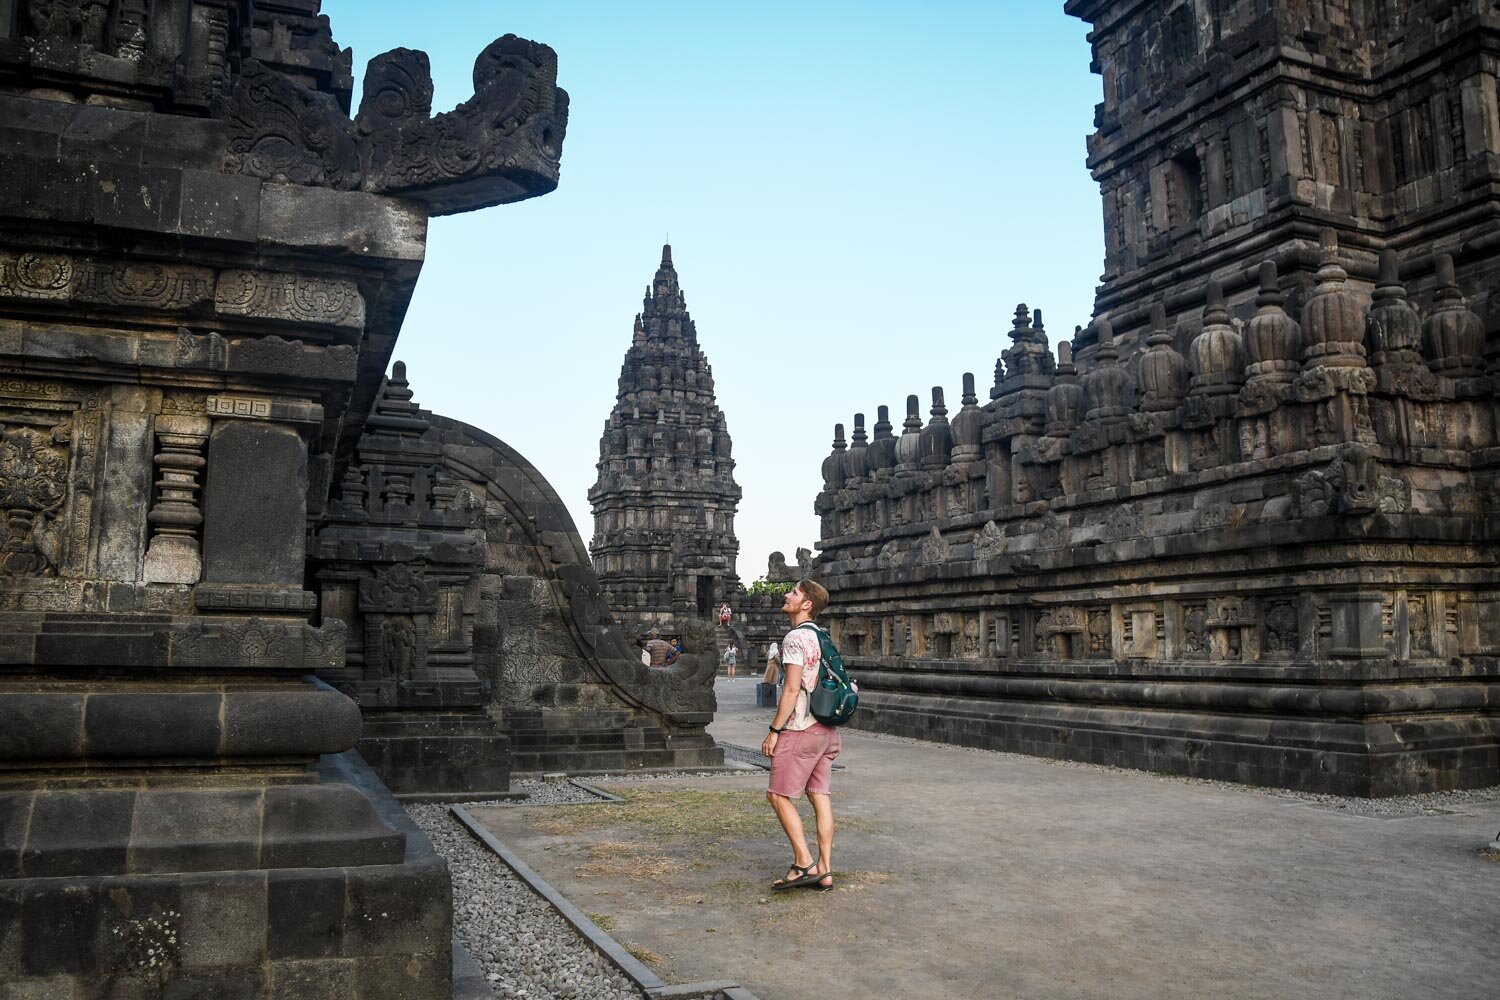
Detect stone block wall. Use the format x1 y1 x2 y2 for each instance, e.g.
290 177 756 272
814 240 1500 795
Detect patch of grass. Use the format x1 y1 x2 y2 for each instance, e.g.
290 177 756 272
625 943 664 966
1479 849 1500 863
583 910 617 932
831 870 895 893
574 841 675 880
528 787 771 841
527 786 883 844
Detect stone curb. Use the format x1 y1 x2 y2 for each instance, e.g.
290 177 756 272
569 778 629 803
450 805 763 1000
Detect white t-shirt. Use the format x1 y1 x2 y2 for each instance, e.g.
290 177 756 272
779 624 824 731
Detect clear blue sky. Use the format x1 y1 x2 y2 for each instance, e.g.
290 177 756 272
322 1 1103 581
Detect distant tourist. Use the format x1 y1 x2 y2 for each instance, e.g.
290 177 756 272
764 640 780 686
667 638 682 665
644 630 675 667
722 644 738 681
762 579 837 892
718 602 733 626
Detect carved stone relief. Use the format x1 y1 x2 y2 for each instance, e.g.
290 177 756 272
0 417 71 576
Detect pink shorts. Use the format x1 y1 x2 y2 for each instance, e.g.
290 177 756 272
768 722 840 798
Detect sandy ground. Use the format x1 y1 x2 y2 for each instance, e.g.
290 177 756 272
467 677 1500 1000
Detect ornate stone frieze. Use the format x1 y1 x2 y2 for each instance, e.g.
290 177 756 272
215 270 366 330
359 564 441 613
205 395 323 424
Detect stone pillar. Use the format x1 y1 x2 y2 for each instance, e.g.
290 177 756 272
142 415 209 585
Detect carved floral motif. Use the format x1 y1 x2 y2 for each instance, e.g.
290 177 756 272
972 520 1006 559
359 565 440 613
920 526 950 564
222 60 363 189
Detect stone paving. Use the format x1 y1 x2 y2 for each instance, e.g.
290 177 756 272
462 677 1500 1000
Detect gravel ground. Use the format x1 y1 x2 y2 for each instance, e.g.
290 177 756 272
405 801 646 1000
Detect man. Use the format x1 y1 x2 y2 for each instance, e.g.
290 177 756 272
722 643 738 681
643 629 675 667
761 578 837 892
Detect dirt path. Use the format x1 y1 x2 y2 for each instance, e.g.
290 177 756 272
467 679 1500 1000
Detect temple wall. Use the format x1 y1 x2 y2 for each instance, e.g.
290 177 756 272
815 243 1500 796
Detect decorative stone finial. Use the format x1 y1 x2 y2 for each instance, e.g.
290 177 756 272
895 395 923 473
1137 300 1189 412
1424 253 1486 379
903 394 923 433
996 301 1055 391
1365 251 1421 365
951 374 984 462
1190 280 1247 395
1046 336 1085 438
1245 260 1303 384
661 243 673 266
1082 316 1136 419
851 412 868 445
822 424 847 489
920 387 953 470
866 404 897 479
844 412 869 483
1301 229 1366 369
368 359 429 435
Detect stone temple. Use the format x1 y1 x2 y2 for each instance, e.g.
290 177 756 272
813 0 1500 796
0 1 714 994
589 245 742 634
311 361 723 784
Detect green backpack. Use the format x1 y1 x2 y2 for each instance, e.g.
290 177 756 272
796 622 859 726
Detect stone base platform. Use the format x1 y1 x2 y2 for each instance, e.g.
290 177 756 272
501 708 724 773
0 754 454 999
358 711 513 798
847 657 1500 796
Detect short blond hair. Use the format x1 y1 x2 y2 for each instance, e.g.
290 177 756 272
798 578 829 618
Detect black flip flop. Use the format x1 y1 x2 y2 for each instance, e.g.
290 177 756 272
771 862 820 890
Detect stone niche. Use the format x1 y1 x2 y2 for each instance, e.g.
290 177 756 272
0 2 568 996
313 365 722 780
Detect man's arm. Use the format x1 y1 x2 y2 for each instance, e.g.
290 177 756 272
761 654 803 757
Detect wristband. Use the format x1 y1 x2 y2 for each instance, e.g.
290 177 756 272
768 724 785 733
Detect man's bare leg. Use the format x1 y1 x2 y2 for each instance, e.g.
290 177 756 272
808 792 834 887
767 791 816 879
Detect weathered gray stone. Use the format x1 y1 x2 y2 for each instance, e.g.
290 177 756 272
0 1 570 993
815 2 1500 797
312 364 723 778
202 422 307 586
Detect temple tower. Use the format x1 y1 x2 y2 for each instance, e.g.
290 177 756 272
1068 0 1500 358
589 245 741 632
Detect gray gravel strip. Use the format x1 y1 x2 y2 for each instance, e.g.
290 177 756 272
405 802 646 1000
